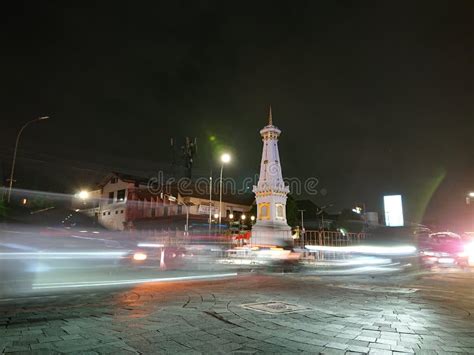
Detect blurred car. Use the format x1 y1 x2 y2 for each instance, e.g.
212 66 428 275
419 232 469 268
223 245 301 272
122 243 189 270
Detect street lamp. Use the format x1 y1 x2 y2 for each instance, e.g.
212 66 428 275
77 190 90 200
229 213 234 219
240 214 246 232
218 153 231 234
7 116 49 203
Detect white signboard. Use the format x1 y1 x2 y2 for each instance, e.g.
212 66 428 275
384 195 404 227
198 204 218 215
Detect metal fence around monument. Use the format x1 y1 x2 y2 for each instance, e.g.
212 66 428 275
295 230 367 261
297 230 366 247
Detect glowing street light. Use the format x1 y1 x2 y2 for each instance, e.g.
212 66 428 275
466 192 474 205
77 190 90 200
221 153 231 164
7 116 49 203
218 153 231 233
241 214 246 220
229 213 234 219
250 215 255 221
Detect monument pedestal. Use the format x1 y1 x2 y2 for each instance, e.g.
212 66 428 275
251 222 292 247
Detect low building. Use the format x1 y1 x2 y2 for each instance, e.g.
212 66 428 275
93 172 254 232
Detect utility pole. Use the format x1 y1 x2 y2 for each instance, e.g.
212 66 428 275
298 209 305 245
317 204 334 232
182 137 197 179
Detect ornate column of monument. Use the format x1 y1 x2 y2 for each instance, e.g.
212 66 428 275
251 107 292 246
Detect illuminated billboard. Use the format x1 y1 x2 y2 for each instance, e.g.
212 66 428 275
384 195 404 227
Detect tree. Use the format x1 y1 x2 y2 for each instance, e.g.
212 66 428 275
334 208 364 233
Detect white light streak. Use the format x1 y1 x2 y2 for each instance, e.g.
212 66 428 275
0 251 128 259
32 273 238 289
137 243 165 248
305 245 416 255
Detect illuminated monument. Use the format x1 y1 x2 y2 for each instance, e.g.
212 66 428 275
251 107 292 246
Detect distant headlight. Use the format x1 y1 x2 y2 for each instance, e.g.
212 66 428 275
464 242 474 254
462 242 474 258
133 252 147 261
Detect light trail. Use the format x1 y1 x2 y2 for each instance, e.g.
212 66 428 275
32 273 238 289
305 245 417 255
0 251 129 259
137 243 165 248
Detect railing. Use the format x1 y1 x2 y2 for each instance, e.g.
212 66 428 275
294 230 367 262
295 230 366 247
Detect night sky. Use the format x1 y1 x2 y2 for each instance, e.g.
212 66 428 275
1 1 473 230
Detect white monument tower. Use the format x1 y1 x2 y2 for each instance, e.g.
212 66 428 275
251 107 292 246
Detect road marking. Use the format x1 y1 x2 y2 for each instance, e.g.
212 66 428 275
242 301 311 314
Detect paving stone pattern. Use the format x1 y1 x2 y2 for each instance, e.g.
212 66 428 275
0 272 473 354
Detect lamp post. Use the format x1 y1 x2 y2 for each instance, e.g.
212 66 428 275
7 116 49 203
298 209 305 245
240 214 246 232
218 153 231 234
183 202 189 237
208 174 213 234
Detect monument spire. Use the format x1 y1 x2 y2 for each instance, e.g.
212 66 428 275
251 107 292 247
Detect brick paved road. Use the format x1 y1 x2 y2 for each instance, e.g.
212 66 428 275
0 270 473 354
